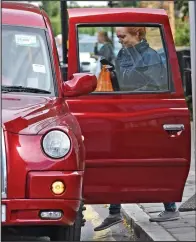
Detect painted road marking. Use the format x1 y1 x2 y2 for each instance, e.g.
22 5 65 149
83 205 116 241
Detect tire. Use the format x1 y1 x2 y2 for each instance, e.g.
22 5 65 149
49 202 84 241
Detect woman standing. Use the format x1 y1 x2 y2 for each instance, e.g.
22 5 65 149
92 31 114 63
91 31 115 91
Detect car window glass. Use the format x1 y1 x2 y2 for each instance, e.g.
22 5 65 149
2 25 54 94
77 25 169 93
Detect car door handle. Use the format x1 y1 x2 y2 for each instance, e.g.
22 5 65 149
163 124 184 132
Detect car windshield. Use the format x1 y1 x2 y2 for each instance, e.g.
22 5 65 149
2 25 54 94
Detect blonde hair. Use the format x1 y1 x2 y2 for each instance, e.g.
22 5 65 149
98 31 112 44
126 27 146 41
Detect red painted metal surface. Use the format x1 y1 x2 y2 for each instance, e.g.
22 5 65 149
63 73 97 97
2 100 85 225
66 96 191 203
2 3 85 227
4 127 84 199
67 8 184 96
2 199 80 225
2 94 69 134
67 9 191 204
2 2 46 28
27 171 83 199
1 2 191 228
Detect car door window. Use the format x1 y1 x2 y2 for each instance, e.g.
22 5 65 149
77 25 170 93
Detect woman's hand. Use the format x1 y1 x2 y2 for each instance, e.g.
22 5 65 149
90 53 98 60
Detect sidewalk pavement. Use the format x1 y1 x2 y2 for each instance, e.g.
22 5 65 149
122 131 195 241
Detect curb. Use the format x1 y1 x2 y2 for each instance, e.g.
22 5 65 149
121 204 177 241
179 193 196 212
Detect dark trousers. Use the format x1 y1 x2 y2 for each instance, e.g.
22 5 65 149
109 202 177 215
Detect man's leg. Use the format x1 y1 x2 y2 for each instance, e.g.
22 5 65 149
164 202 177 211
149 202 180 222
94 204 123 231
109 204 121 215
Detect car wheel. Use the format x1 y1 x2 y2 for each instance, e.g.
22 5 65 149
49 202 84 241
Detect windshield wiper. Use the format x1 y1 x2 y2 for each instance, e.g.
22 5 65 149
2 85 51 94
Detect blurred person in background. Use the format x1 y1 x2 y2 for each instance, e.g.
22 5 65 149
91 30 115 63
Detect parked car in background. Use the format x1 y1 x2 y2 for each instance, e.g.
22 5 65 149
79 36 97 73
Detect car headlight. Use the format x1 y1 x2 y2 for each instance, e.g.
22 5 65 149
42 130 71 159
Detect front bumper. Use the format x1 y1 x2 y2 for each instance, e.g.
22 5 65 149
2 171 84 226
1 199 81 226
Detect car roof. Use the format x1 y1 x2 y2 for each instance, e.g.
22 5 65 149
2 1 46 28
68 7 167 18
68 8 168 24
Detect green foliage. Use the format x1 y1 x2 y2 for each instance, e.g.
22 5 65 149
69 1 80 8
79 27 96 36
41 1 61 36
41 1 60 17
107 0 139 7
40 1 80 37
78 26 112 36
50 16 61 36
175 19 190 46
38 0 142 37
119 0 138 7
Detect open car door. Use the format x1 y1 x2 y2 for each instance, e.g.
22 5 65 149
66 8 191 204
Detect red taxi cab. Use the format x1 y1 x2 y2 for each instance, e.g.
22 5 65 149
1 2 191 241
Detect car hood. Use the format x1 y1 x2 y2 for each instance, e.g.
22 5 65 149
2 94 69 135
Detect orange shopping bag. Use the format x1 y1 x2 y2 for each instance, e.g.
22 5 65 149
95 65 114 92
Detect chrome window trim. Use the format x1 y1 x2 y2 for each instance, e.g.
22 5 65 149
2 128 7 199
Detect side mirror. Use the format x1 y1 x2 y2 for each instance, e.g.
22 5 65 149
62 73 97 97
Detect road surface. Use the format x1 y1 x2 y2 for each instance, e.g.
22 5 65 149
2 205 135 241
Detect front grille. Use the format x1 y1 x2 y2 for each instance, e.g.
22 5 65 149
1 128 7 198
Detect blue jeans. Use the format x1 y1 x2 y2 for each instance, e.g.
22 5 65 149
109 203 177 215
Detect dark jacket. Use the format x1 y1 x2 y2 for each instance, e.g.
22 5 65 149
94 42 115 63
115 40 167 91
